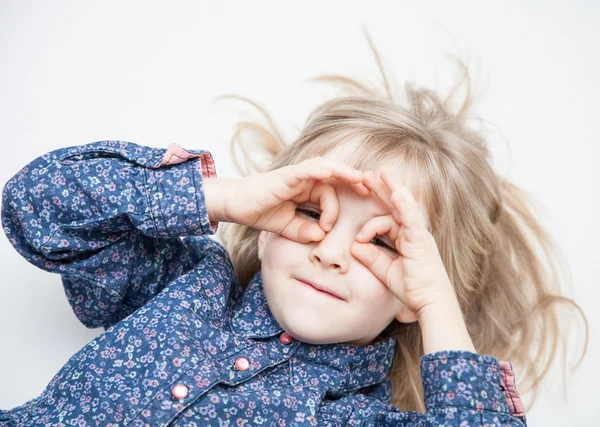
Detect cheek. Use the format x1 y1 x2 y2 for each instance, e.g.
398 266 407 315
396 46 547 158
262 235 304 267
351 268 401 309
358 284 391 306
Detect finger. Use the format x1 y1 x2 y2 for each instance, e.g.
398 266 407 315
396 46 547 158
281 159 370 204
379 169 427 242
361 171 393 209
356 215 401 248
296 157 362 184
308 181 338 231
316 159 371 196
351 215 400 283
378 167 405 193
305 158 373 199
316 158 364 184
294 157 371 196
388 199 426 247
283 214 325 243
351 238 396 286
256 197 325 244
350 181 371 197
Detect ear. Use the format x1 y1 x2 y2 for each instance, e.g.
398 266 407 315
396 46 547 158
257 230 269 262
395 304 418 324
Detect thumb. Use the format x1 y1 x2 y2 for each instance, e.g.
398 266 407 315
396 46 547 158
350 240 394 286
283 217 325 243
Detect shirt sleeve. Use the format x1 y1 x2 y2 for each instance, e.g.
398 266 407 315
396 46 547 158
347 350 527 426
1 140 219 329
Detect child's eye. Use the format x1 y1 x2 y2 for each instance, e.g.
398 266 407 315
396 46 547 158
296 207 321 220
371 236 397 252
297 207 397 252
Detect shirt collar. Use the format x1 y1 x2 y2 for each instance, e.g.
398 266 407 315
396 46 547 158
230 270 397 394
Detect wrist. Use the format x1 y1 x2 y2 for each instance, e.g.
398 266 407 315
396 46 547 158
417 292 476 354
415 285 459 321
413 280 459 323
203 177 235 223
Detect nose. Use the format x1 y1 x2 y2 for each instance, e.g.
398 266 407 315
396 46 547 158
309 224 351 273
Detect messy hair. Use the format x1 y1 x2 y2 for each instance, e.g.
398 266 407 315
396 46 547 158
213 29 588 412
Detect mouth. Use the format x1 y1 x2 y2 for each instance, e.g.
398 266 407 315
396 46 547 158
295 278 345 301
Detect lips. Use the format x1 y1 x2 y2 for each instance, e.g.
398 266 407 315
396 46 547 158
295 277 345 301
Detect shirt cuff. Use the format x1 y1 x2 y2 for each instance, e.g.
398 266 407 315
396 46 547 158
146 143 219 237
421 350 526 417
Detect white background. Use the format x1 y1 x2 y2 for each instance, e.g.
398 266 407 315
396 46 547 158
1 1 598 425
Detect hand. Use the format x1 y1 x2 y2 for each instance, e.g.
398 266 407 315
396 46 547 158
227 157 368 243
350 168 456 320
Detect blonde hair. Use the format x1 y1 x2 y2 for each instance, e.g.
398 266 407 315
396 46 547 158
212 29 589 412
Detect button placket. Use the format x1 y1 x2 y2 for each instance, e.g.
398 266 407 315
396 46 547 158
132 351 221 425
171 383 189 399
280 332 293 353
279 332 293 345
235 357 250 371
228 356 252 381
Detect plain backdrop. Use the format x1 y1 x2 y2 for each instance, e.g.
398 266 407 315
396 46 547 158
1 1 598 425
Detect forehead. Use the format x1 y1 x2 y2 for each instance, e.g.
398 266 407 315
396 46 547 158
320 141 415 196
320 141 431 230
319 176 391 217
321 140 412 182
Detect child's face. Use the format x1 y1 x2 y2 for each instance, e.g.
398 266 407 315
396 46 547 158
257 151 422 346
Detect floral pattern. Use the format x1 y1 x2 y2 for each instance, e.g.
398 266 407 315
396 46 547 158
0 141 527 426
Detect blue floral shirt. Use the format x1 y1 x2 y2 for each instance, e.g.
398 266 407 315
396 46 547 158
0 140 527 426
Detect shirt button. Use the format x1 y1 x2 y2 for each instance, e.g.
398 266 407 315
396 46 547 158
235 357 250 371
171 383 189 399
279 332 293 345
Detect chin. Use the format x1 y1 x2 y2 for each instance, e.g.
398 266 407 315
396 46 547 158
275 313 347 345
281 312 379 346
288 330 343 345
288 329 373 346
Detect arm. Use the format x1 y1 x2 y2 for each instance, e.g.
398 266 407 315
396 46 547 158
1 140 226 329
349 297 527 425
345 351 527 426
416 293 526 424
417 289 477 354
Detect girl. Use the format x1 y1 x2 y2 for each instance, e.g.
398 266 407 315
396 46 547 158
0 40 587 425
